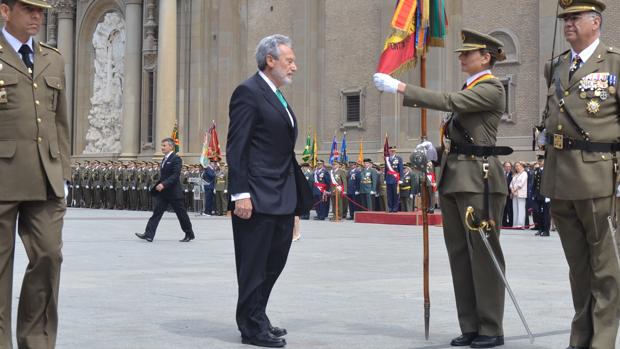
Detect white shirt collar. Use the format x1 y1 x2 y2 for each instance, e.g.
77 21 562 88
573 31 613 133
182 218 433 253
466 69 493 86
258 70 278 93
2 27 33 57
258 70 294 127
571 38 600 63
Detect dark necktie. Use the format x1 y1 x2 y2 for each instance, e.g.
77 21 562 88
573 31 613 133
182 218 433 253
569 55 582 80
18 44 33 73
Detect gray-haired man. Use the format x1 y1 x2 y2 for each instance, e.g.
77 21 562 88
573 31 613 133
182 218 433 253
227 34 313 348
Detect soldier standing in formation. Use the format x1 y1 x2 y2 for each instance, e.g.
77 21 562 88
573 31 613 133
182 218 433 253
531 155 550 236
385 146 404 212
214 162 228 215
329 160 347 220
375 27 510 348
300 162 313 220
358 159 377 211
202 158 217 215
347 161 361 219
312 160 330 220
540 1 620 348
399 164 413 212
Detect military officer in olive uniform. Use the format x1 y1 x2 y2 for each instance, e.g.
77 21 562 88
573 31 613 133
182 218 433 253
71 162 82 207
399 164 413 212
91 161 103 209
0 0 69 347
376 164 387 212
540 2 620 348
80 161 92 208
359 159 377 211
329 160 347 220
375 28 510 348
214 163 228 215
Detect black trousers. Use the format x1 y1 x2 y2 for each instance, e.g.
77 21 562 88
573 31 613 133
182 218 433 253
144 195 194 240
502 196 513 227
387 183 399 212
348 193 358 218
313 195 329 219
232 213 294 338
203 186 214 214
533 199 551 233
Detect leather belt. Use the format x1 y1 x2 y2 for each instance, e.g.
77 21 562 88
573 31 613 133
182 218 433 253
449 143 513 157
545 134 620 152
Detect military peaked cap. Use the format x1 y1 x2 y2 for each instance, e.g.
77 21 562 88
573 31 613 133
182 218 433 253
558 0 605 18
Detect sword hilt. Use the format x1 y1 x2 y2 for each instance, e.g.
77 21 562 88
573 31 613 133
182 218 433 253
465 206 492 232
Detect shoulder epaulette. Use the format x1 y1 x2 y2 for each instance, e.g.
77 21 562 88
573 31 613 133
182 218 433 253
607 46 620 55
39 42 61 54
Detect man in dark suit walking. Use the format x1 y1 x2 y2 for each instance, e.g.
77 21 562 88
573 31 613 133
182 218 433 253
135 138 196 242
227 34 312 348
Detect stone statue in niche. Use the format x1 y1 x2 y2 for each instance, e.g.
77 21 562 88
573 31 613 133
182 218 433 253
84 12 126 153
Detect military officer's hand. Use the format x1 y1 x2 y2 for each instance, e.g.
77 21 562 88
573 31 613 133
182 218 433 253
234 198 253 220
156 183 165 191
373 73 401 94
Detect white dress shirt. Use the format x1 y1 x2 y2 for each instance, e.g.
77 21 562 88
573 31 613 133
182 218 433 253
571 38 600 64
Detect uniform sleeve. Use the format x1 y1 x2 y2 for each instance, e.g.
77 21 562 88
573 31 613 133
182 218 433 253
55 55 71 180
402 80 505 114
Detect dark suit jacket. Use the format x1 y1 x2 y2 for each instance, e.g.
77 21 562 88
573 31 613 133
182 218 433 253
151 153 184 200
202 166 216 190
227 73 312 216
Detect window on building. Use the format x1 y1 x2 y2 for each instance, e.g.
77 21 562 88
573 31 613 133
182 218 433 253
340 88 365 129
499 75 515 122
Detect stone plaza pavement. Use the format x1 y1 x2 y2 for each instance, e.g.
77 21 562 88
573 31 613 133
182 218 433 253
9 208 619 348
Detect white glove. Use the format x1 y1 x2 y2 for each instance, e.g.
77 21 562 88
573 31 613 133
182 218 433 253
224 189 228 194
409 194 413 199
370 191 375 195
398 180 403 184
373 73 401 94
355 191 359 195
416 141 438 162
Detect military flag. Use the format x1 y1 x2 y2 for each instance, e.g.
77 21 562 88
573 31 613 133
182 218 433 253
328 136 339 165
357 138 364 165
199 131 209 167
312 129 318 167
376 0 447 76
340 132 348 164
206 121 221 160
302 130 313 163
171 122 180 152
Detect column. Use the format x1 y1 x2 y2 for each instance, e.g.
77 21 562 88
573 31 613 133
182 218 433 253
55 0 76 151
121 0 144 158
155 0 177 151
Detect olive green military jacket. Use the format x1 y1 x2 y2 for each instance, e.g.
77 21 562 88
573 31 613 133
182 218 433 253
541 42 620 200
215 169 228 192
403 78 508 195
359 167 377 194
0 35 69 200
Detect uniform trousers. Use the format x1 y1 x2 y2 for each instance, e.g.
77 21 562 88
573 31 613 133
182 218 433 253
440 192 506 336
358 193 373 211
551 197 620 349
0 198 64 349
533 199 550 233
313 194 329 219
144 195 194 240
399 195 413 212
232 214 293 338
386 183 399 212
347 193 358 219
215 191 228 215
203 187 214 214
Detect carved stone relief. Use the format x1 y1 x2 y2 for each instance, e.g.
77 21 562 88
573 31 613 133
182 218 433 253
84 12 126 153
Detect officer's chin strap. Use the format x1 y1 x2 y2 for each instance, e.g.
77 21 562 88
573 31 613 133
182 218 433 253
608 156 620 270
465 207 535 344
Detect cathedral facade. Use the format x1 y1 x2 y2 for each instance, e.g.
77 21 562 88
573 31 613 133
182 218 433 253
38 0 620 163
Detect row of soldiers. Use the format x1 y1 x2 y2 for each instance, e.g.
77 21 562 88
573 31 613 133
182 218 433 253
301 158 435 220
67 160 230 214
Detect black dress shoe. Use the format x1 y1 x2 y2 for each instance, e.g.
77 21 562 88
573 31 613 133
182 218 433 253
179 235 195 242
241 332 286 347
269 326 287 338
313 217 325 220
470 335 504 348
450 332 478 346
566 346 588 349
135 232 153 242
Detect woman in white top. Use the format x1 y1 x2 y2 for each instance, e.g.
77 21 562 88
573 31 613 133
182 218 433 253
509 162 528 228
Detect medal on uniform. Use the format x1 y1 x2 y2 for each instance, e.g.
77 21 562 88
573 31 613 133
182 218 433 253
586 99 600 114
599 90 609 101
610 86 617 94
594 89 601 97
0 88 7 104
579 91 587 99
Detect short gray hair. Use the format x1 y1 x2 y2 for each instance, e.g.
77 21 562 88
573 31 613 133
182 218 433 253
255 34 292 71
161 137 175 147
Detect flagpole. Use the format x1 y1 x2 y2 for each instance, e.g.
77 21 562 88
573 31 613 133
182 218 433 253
420 52 431 341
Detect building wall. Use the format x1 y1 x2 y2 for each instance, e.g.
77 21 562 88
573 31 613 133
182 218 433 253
63 0 620 163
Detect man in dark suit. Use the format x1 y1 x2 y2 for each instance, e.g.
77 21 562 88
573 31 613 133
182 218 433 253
135 138 196 242
532 155 550 236
227 34 312 348
202 158 218 215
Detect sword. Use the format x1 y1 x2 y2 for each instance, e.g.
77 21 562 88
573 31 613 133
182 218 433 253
607 216 620 270
464 207 535 344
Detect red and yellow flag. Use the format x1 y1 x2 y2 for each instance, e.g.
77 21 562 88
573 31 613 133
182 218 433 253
376 0 447 76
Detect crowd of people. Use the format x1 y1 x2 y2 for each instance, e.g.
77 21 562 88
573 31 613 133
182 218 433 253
502 155 552 236
66 159 230 215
